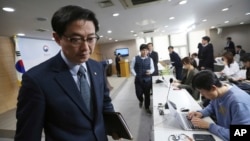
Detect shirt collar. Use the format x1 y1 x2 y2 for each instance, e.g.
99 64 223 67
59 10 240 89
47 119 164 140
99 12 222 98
60 51 87 76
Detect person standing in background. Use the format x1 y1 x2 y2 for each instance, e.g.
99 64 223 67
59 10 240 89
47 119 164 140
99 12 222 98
147 43 159 76
168 46 183 80
147 43 159 95
198 36 214 71
115 53 121 77
130 44 154 114
224 37 236 56
15 5 118 141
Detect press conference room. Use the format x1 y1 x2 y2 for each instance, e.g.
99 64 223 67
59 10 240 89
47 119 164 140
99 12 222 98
1 0 250 141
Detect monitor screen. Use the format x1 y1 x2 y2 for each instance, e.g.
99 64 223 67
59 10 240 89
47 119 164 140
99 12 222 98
115 48 129 57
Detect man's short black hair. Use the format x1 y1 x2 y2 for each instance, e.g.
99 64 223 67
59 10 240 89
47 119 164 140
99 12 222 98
140 44 149 51
51 5 99 37
236 45 242 49
192 70 222 90
168 46 174 49
227 37 232 40
202 36 210 43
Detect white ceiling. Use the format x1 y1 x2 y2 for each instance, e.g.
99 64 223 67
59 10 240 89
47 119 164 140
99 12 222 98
0 0 250 44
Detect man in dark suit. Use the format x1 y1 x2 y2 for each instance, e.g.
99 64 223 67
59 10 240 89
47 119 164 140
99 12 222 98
224 37 236 56
15 5 118 141
198 36 214 71
147 43 159 76
168 46 183 80
236 45 246 58
115 53 121 77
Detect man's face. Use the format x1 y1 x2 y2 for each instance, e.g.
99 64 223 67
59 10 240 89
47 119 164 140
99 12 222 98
148 44 153 52
140 49 149 57
168 48 173 53
53 20 97 64
201 39 207 45
197 86 217 100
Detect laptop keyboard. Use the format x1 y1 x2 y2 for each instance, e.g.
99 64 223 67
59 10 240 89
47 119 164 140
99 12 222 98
181 113 196 129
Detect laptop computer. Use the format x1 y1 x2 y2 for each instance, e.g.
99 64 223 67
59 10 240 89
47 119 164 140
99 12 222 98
168 101 204 131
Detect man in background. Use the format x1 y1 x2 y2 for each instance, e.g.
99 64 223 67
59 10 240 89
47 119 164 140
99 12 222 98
224 37 236 56
198 36 214 71
147 43 159 76
147 43 159 95
115 53 121 77
130 44 154 114
168 46 183 80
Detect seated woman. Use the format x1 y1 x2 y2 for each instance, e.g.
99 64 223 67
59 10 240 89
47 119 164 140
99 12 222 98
172 57 200 100
220 51 240 79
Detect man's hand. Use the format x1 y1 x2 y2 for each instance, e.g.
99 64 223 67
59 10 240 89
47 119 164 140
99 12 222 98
187 111 202 119
111 132 121 140
191 117 210 129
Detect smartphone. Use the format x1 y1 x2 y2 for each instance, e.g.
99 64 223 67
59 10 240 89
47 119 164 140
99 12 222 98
193 134 215 141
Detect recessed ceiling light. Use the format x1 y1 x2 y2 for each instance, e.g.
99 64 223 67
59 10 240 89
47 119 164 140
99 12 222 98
130 30 134 33
222 8 229 11
107 30 112 33
133 34 137 36
246 13 250 15
169 17 175 20
179 0 187 5
17 33 25 36
2 7 15 12
52 37 55 40
202 19 207 22
115 40 118 42
211 26 215 29
99 35 104 38
109 38 112 40
240 22 244 24
113 13 119 17
164 25 168 28
224 21 229 23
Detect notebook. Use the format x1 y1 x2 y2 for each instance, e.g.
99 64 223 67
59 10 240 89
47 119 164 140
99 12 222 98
168 101 204 131
103 112 133 140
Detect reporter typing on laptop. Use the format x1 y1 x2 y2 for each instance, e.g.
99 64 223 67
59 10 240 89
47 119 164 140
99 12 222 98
187 70 250 141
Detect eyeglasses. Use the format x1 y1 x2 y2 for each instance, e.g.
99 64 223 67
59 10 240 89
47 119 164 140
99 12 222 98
63 34 100 46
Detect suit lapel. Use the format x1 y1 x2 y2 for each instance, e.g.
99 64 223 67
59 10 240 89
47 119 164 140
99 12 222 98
86 61 102 119
52 54 93 121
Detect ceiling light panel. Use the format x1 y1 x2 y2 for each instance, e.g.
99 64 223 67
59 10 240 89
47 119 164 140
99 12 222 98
222 8 229 11
2 7 15 12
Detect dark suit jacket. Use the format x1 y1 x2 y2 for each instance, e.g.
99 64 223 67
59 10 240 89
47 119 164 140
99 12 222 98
237 49 246 57
225 41 236 55
169 51 182 67
198 43 214 70
149 51 159 75
15 52 114 141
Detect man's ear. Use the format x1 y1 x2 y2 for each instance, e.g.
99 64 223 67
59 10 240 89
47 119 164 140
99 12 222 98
211 85 217 91
53 32 61 45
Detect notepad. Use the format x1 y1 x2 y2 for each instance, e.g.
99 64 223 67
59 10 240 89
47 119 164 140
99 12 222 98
103 112 133 140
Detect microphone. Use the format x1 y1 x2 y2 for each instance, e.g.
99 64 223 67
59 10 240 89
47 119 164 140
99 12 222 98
165 78 174 109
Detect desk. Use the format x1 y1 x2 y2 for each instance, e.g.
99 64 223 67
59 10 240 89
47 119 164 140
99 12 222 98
151 76 222 141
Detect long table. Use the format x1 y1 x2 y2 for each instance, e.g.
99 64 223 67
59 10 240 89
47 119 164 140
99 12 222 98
151 75 222 141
